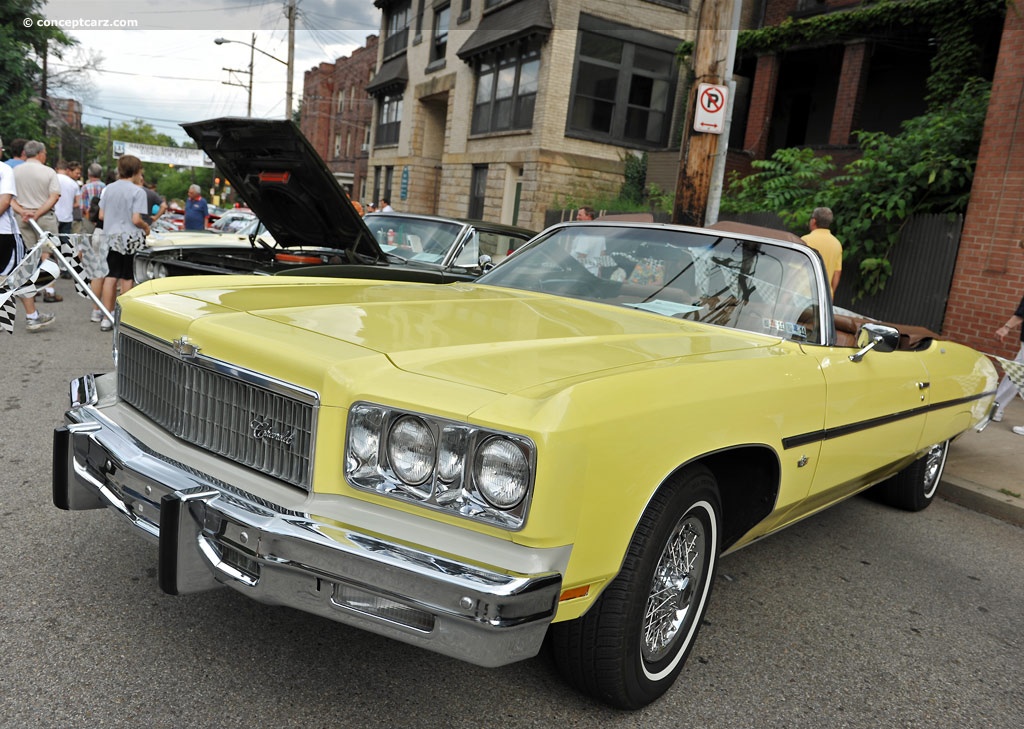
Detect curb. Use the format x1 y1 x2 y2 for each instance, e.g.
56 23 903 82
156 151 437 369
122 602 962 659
940 474 1024 527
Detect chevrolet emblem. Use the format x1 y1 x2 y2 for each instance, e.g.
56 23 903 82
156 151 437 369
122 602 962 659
172 336 200 358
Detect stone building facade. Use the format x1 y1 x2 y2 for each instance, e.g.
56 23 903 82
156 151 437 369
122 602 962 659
300 35 378 200
365 0 696 231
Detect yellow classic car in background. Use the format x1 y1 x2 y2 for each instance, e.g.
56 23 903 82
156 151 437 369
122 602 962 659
53 220 997 709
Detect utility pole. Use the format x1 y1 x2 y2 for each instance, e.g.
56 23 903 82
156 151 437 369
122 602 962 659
285 0 296 120
673 0 739 227
247 33 255 116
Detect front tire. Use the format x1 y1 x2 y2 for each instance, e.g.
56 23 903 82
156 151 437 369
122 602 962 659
869 439 949 511
550 466 721 709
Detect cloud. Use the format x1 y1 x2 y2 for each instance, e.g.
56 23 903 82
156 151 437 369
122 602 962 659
40 0 380 143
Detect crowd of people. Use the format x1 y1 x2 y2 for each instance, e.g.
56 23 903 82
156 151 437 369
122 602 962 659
1 136 167 333
1 129 398 337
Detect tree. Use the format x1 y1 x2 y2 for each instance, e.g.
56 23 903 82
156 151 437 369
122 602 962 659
79 119 211 199
831 78 989 295
719 148 837 234
0 0 74 144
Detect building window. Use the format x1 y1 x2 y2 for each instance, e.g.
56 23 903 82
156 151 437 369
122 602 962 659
416 0 426 39
468 164 488 219
384 166 395 203
643 0 689 8
568 19 677 147
458 0 471 23
337 91 345 113
346 132 352 157
377 93 403 146
333 133 342 159
431 4 450 64
471 40 540 135
384 0 411 58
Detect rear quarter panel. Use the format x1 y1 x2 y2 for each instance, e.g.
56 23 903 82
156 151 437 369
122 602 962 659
918 339 998 445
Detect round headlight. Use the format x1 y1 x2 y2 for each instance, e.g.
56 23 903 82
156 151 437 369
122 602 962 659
387 416 435 485
473 438 529 509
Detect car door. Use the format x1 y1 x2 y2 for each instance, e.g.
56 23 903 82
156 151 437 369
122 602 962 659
790 341 930 517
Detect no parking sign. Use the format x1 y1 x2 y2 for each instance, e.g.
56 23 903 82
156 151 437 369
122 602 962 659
693 83 728 134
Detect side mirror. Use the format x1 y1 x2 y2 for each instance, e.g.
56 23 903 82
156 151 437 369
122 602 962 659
849 322 900 362
478 254 494 272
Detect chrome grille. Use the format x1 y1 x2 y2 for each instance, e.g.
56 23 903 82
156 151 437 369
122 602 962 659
117 332 318 491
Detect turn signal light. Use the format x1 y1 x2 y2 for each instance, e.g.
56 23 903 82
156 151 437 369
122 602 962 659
559 585 590 602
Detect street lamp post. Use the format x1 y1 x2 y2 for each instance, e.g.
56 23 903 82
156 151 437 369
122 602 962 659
214 34 255 116
214 34 292 119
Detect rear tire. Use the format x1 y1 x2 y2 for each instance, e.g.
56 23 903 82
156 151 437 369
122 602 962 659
869 440 949 511
550 465 721 709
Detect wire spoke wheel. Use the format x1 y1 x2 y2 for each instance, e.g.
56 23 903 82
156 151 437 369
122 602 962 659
642 515 707 663
920 442 947 500
550 465 720 709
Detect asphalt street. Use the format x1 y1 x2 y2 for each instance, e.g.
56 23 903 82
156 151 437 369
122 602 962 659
1 280 1022 728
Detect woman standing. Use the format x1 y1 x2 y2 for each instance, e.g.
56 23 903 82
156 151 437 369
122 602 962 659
97 155 149 332
993 293 1024 433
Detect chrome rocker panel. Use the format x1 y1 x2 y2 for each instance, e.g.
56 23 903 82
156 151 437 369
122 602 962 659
53 376 562 668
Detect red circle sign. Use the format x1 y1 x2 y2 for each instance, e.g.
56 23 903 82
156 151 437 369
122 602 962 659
700 87 725 114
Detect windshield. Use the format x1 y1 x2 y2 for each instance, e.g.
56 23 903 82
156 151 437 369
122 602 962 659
363 214 465 265
480 224 825 344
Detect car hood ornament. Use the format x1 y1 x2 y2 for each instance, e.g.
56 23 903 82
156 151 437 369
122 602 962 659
172 336 200 359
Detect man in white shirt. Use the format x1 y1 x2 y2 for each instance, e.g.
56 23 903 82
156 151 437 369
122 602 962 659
1 138 55 331
55 160 81 237
12 140 60 249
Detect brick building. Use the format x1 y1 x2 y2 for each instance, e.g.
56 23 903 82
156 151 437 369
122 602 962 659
49 98 83 130
365 0 696 231
300 35 378 200
722 0 1015 349
944 13 1024 357
724 0 994 178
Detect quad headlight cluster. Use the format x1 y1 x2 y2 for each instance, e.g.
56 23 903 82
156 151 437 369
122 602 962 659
345 402 536 529
133 253 169 284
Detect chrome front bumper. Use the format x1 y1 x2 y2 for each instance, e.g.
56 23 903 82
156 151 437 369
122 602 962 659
53 375 563 667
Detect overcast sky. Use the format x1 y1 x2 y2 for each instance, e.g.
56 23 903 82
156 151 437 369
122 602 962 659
38 0 381 144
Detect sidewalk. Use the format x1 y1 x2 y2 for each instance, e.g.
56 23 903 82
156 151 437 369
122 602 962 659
942 395 1024 526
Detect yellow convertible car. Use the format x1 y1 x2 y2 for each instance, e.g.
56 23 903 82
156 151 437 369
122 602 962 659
53 219 997 708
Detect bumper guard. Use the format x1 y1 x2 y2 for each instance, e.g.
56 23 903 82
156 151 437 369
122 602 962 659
53 375 562 667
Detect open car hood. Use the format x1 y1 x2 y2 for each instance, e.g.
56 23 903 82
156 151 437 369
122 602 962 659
181 118 383 260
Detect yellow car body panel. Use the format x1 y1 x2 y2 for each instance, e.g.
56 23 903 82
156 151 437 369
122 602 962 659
59 219 998 691
118 273 996 621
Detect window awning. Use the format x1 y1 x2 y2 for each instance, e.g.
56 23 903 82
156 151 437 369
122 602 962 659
456 0 553 62
366 56 409 96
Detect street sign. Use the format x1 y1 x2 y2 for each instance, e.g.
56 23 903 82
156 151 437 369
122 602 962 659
400 166 409 201
693 83 728 135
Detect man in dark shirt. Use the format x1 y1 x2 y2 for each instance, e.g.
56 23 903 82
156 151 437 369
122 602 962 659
141 179 167 227
184 184 208 230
